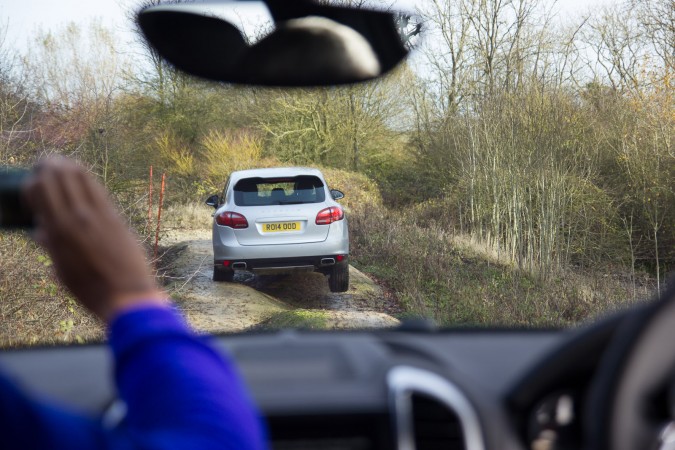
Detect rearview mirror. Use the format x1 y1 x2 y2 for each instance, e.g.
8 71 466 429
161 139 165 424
137 0 419 86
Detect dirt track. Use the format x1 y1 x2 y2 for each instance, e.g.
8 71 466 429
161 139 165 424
161 230 400 333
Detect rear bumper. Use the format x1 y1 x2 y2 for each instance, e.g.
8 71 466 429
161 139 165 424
214 255 349 275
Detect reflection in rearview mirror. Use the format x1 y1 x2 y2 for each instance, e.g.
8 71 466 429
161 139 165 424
137 0 419 86
239 16 381 85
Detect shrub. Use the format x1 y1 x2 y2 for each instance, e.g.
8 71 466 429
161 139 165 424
320 167 382 213
350 205 641 328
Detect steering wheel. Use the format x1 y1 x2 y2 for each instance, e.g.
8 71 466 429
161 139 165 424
586 279 675 450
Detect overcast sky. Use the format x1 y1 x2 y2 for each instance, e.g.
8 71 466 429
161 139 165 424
0 0 617 46
1 0 622 51
1 0 138 52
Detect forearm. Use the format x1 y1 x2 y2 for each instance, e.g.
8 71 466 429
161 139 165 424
109 305 267 450
0 305 266 450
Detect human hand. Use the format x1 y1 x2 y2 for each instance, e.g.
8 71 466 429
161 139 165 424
22 157 167 323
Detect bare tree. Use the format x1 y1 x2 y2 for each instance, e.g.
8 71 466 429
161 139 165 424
420 0 473 113
126 0 189 107
0 19 34 164
633 0 675 73
580 3 649 92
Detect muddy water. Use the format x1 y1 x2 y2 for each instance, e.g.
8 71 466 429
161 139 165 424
162 230 399 333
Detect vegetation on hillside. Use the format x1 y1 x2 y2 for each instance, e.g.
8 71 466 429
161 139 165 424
0 0 672 344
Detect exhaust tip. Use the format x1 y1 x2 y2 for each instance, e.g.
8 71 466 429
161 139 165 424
232 262 247 270
320 258 336 266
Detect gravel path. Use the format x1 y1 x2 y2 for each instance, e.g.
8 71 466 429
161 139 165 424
161 230 400 333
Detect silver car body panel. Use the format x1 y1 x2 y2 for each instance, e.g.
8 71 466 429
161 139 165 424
233 205 329 246
212 167 349 264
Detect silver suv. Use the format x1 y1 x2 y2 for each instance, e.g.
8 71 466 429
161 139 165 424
205 167 349 292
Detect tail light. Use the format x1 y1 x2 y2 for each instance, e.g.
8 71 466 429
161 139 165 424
315 206 344 225
215 211 248 228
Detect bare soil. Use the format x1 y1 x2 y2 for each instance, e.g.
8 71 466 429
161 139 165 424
159 230 400 333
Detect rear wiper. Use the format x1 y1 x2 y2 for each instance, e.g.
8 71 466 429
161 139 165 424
278 201 305 205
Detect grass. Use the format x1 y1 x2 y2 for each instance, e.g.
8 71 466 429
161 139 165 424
0 233 103 348
253 309 330 330
162 202 213 231
349 206 650 328
0 228 176 349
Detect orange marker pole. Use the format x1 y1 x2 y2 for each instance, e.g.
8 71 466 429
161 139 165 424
148 165 154 228
154 173 166 259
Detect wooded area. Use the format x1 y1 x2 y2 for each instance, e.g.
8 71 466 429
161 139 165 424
0 0 673 338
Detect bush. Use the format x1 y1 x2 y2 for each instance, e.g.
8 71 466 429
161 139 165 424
350 205 641 328
200 130 265 189
320 167 383 213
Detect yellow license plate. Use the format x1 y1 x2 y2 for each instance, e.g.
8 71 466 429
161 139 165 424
262 222 301 233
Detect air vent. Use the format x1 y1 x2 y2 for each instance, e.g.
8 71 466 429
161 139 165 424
411 393 465 450
267 413 393 450
387 366 485 450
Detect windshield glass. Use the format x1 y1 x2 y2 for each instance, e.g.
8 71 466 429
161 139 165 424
234 176 326 206
0 0 672 348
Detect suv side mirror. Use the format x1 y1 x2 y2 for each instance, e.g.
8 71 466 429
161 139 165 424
330 189 344 200
205 194 219 209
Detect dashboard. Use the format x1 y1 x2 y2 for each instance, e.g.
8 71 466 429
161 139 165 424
0 311 633 450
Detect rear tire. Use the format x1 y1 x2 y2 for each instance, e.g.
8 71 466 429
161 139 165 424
328 263 349 293
213 266 234 282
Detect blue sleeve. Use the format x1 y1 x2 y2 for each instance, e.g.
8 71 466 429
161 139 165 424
0 305 268 450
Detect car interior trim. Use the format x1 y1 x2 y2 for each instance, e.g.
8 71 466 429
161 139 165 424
387 365 485 450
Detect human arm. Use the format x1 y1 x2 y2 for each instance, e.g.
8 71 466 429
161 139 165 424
0 158 266 450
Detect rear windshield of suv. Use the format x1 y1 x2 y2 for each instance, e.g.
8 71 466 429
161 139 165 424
234 176 326 206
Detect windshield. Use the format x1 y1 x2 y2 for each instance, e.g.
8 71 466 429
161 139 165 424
0 0 672 348
234 176 326 206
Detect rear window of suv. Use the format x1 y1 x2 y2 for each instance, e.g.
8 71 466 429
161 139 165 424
233 176 326 206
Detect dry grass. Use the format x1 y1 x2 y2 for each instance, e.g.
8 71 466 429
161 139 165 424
0 216 195 349
350 206 653 328
162 202 214 231
0 233 103 349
